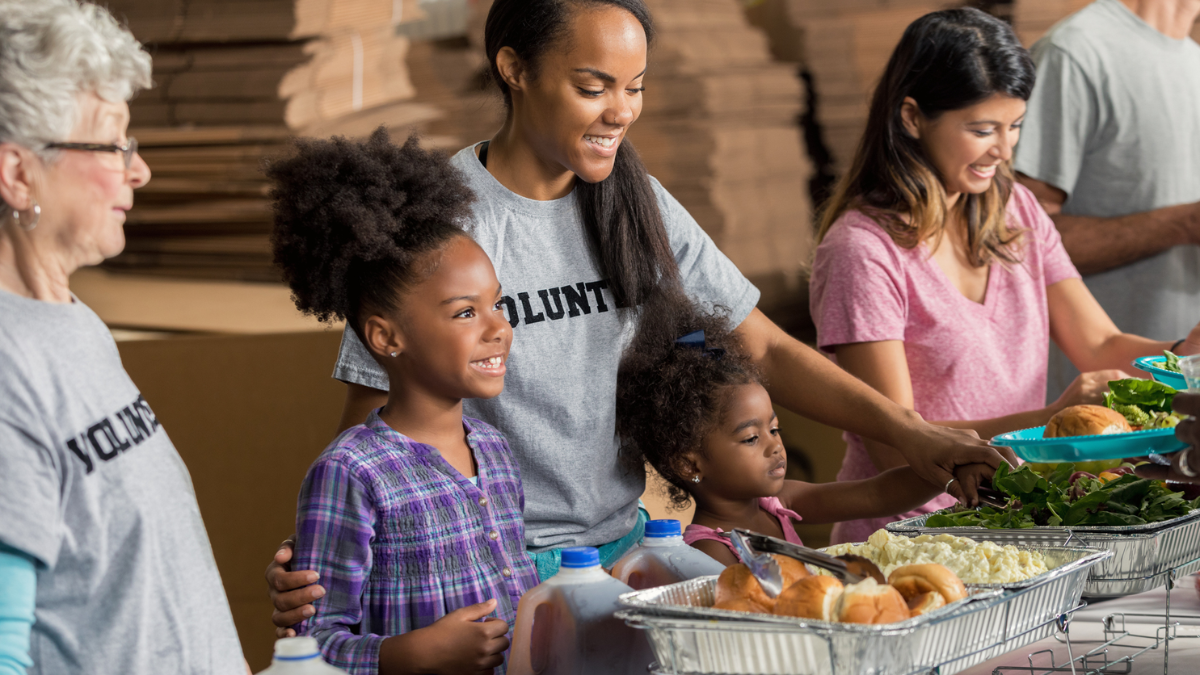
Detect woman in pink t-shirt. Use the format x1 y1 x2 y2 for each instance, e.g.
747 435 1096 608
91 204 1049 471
809 9 1200 544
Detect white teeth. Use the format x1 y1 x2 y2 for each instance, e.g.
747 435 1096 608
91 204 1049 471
474 356 503 369
585 135 616 148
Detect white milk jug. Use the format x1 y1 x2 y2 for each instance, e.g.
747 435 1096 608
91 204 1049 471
611 519 725 590
256 636 350 675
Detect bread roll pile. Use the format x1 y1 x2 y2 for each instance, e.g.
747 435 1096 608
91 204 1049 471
712 559 967 624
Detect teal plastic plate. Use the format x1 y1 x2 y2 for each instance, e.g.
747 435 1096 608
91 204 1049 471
991 425 1187 462
1132 356 1187 390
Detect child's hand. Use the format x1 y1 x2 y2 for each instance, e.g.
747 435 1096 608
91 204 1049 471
390 599 510 675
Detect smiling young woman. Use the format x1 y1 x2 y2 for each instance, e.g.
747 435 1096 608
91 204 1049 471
809 8 1200 545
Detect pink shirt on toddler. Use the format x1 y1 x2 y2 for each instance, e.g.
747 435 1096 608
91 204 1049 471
682 497 804 563
809 184 1080 545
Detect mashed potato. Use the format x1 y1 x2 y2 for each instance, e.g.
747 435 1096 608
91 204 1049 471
823 530 1048 584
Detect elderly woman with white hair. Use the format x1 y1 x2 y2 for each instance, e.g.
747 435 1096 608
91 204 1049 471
0 1 246 673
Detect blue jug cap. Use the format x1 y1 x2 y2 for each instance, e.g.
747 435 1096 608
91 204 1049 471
644 519 682 538
560 546 600 568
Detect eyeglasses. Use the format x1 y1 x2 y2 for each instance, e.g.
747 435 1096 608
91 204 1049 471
43 138 139 169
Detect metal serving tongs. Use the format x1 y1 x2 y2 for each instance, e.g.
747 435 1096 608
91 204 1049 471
727 529 785 598
729 529 881 586
975 483 1008 509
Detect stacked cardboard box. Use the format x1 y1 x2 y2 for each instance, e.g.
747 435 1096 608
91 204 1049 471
110 0 425 129
775 0 961 175
630 0 815 307
105 0 434 280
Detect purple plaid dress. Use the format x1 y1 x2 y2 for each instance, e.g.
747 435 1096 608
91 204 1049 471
293 411 539 674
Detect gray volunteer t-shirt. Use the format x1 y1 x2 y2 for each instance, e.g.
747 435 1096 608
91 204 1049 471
0 291 244 674
334 144 760 550
1013 0 1200 399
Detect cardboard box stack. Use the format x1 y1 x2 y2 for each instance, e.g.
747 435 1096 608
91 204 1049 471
776 0 961 176
629 0 815 308
104 0 432 280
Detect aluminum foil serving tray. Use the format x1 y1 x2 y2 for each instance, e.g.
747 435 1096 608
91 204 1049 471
617 546 1110 675
886 509 1200 598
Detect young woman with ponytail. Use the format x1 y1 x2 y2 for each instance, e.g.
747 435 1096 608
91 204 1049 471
267 0 1016 633
809 8 1200 545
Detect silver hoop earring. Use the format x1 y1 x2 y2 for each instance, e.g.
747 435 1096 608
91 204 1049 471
15 200 39 231
691 475 701 484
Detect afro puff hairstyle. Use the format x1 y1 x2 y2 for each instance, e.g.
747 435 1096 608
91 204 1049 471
268 127 475 340
616 293 762 509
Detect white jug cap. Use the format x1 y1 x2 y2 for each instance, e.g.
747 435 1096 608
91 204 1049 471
274 636 320 658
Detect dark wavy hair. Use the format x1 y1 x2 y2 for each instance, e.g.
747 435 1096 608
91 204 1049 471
817 8 1036 267
267 128 475 342
616 294 761 508
484 0 678 309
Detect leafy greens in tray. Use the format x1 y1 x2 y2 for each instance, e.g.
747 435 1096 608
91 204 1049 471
925 463 1200 529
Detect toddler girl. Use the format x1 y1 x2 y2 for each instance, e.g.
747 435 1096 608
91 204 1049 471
616 299 951 564
270 129 539 674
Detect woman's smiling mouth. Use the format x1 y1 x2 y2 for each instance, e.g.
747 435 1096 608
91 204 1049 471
584 134 619 156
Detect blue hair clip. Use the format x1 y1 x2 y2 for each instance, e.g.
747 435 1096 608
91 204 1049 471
675 330 725 359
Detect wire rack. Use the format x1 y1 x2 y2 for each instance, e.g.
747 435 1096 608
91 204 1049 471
993 565 1200 675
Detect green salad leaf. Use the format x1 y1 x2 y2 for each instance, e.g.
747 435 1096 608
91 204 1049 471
925 464 1200 530
1162 351 1182 373
1106 378 1177 413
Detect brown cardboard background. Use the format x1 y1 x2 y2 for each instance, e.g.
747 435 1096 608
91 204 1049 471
117 329 346 672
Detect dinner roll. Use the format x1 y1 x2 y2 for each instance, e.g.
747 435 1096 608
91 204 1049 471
773 575 844 621
1044 405 1131 438
713 554 811 613
888 564 968 604
906 591 946 617
714 564 773 612
835 578 909 625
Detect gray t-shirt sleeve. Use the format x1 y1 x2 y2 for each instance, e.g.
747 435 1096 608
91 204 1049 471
652 178 760 325
0 374 63 568
332 327 387 391
1013 43 1101 198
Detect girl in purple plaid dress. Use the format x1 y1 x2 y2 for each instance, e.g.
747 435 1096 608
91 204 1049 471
268 130 539 675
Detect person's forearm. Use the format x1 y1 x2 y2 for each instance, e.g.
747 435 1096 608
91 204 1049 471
746 315 923 449
928 408 1064 440
1082 333 1179 372
0 547 36 675
787 467 939 524
1053 206 1195 276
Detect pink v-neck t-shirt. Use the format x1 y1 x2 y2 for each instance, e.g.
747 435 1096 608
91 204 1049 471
810 184 1080 545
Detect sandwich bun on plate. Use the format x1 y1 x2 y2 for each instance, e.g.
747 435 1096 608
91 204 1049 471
888 564 968 605
1044 404 1132 438
835 578 910 624
773 575 845 620
713 555 810 613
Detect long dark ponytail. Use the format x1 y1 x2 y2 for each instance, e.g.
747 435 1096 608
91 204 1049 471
484 0 679 309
